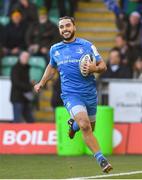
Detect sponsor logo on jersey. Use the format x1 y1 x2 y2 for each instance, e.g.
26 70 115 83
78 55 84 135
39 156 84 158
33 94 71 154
76 48 84 54
54 51 60 56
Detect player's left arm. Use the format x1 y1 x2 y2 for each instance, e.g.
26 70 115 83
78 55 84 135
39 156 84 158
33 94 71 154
89 44 107 74
89 59 107 74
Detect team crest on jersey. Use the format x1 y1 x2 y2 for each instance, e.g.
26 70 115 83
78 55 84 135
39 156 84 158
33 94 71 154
54 50 60 56
76 48 84 54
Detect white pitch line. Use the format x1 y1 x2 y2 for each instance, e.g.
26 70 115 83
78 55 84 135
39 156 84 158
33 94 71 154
67 170 142 179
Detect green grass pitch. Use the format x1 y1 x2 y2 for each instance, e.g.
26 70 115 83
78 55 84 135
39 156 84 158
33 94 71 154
0 155 142 179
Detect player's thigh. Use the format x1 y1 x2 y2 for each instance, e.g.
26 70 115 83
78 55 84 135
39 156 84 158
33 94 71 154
62 95 91 130
62 95 85 116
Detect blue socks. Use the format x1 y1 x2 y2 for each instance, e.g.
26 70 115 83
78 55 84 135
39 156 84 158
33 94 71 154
94 151 106 164
72 121 80 131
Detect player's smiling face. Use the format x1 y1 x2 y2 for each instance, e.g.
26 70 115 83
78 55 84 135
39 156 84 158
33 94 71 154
59 19 76 42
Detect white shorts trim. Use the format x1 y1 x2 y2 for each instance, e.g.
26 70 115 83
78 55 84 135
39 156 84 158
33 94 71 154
89 115 96 122
69 105 87 118
69 105 96 122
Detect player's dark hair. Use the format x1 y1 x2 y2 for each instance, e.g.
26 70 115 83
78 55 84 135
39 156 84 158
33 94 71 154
116 33 127 41
59 16 75 25
109 47 121 58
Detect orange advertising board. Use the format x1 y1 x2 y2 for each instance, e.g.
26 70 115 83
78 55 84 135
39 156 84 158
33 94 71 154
0 123 57 154
113 124 129 154
0 123 142 154
127 123 142 154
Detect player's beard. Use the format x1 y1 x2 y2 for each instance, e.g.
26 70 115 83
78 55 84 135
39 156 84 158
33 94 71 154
61 31 75 41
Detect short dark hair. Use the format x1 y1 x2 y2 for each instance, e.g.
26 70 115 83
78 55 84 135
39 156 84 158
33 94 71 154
109 47 121 57
116 33 126 41
59 16 75 25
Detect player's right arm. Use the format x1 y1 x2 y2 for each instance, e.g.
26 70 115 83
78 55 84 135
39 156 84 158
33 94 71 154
34 64 56 93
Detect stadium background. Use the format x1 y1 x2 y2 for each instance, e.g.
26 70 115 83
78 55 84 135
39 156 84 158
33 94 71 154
0 0 142 179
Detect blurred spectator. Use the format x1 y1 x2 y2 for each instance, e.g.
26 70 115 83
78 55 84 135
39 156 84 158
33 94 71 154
44 0 52 15
11 0 38 25
103 0 122 16
137 0 142 15
0 0 18 16
10 51 35 123
3 10 27 55
103 0 128 33
57 0 78 17
104 0 142 16
0 24 4 74
100 48 132 79
51 76 63 110
0 23 4 47
126 11 142 47
26 7 61 63
133 57 142 79
116 11 142 47
114 33 138 68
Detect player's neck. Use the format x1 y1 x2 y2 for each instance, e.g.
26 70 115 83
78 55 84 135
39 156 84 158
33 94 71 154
63 37 76 43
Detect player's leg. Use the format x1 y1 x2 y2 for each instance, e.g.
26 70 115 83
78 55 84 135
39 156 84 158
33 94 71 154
68 116 95 139
87 105 113 173
74 110 112 173
62 95 83 139
73 111 100 152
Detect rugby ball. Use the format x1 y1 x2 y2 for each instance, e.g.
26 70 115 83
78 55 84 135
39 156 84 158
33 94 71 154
79 54 95 77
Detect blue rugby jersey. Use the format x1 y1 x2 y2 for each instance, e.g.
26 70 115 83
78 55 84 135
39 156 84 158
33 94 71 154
49 38 102 96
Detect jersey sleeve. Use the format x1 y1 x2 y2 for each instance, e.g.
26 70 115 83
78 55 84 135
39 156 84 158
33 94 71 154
90 44 102 62
49 46 57 68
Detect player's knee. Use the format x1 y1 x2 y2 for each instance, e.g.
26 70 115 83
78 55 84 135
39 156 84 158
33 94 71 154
79 120 91 132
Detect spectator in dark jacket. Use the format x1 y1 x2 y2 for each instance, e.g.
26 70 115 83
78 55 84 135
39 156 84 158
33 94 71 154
133 57 142 79
11 0 38 26
114 33 139 69
26 7 61 63
3 10 27 55
51 76 63 109
125 11 142 47
0 24 4 44
0 24 4 74
100 48 132 79
57 0 78 17
10 51 35 123
116 11 142 47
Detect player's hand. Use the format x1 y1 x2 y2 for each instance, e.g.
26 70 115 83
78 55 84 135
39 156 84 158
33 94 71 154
34 83 43 93
81 61 90 76
88 62 97 73
81 61 96 75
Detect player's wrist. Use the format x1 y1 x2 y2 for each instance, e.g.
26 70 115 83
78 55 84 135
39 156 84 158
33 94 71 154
89 63 97 73
94 66 100 73
39 82 44 88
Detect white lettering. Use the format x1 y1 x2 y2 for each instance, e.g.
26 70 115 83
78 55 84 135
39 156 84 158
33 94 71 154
31 130 37 145
3 130 16 145
2 130 57 146
48 131 56 145
37 131 47 145
16 130 31 145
